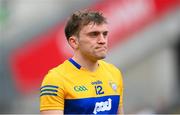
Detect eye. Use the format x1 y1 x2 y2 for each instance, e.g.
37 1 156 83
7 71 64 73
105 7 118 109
88 31 100 37
103 31 108 37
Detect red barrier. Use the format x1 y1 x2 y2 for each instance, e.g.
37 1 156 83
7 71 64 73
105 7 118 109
10 0 180 94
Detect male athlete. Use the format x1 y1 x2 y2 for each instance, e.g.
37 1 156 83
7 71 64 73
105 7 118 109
40 10 124 114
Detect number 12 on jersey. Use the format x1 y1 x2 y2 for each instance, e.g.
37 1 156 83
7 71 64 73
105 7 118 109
95 85 104 95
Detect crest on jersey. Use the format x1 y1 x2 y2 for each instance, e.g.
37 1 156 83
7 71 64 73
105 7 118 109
109 81 117 93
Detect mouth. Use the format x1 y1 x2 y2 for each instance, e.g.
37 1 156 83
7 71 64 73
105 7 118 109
95 46 107 51
95 46 107 49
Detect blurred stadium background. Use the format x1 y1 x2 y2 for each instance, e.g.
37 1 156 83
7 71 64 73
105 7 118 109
0 0 180 114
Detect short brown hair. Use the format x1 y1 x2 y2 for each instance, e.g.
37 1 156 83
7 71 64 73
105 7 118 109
65 10 107 40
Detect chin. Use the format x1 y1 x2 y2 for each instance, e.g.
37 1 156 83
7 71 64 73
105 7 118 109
97 55 106 60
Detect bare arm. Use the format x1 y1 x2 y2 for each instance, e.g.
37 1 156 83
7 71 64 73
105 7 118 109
118 106 124 115
41 110 63 115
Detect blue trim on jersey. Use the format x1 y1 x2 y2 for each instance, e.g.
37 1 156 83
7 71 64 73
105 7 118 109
40 85 59 90
68 58 81 69
64 95 120 114
40 89 58 93
40 93 57 96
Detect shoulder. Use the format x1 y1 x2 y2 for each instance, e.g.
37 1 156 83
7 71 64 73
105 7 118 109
47 59 70 77
99 60 123 79
41 60 69 86
99 60 121 72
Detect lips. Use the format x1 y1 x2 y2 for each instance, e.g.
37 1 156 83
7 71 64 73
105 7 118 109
95 46 107 49
96 46 107 51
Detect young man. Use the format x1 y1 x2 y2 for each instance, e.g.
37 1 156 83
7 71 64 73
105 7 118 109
40 10 124 114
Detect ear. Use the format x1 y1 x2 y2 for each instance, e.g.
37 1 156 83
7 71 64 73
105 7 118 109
68 36 79 49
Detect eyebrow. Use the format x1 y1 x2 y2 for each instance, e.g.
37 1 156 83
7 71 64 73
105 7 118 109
86 30 108 34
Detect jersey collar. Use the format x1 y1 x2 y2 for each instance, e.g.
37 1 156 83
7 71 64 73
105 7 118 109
68 58 81 69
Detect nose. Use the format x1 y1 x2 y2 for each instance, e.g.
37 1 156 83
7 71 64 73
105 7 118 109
97 34 106 44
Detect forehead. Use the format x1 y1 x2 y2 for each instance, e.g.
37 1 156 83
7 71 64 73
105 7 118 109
80 23 108 33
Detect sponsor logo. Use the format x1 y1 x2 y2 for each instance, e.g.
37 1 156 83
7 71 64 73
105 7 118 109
91 80 103 85
74 86 88 92
93 98 112 114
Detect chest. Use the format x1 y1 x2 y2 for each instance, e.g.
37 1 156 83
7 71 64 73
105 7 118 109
63 70 121 114
63 71 120 99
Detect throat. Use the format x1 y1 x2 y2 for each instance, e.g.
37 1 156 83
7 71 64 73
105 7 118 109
72 56 99 72
84 61 99 72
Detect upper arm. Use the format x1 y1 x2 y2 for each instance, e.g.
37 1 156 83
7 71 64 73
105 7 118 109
41 110 63 115
107 63 124 114
40 70 65 111
115 66 124 114
118 106 124 115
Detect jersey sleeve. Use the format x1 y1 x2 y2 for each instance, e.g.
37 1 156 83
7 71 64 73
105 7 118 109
109 64 124 110
118 70 124 110
40 69 65 111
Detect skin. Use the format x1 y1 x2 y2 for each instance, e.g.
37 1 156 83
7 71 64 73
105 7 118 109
70 22 109 72
41 22 123 115
118 106 124 114
41 110 63 115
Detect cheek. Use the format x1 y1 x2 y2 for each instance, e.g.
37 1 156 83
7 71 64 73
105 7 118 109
80 40 95 48
79 43 95 54
84 44 95 51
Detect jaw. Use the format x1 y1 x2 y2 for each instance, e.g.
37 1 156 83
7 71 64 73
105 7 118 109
74 47 107 62
93 51 107 60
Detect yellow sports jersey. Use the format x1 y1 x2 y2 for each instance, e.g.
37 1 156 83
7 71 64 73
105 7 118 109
40 58 123 114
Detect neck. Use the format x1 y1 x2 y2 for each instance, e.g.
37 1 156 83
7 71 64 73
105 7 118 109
72 54 99 72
